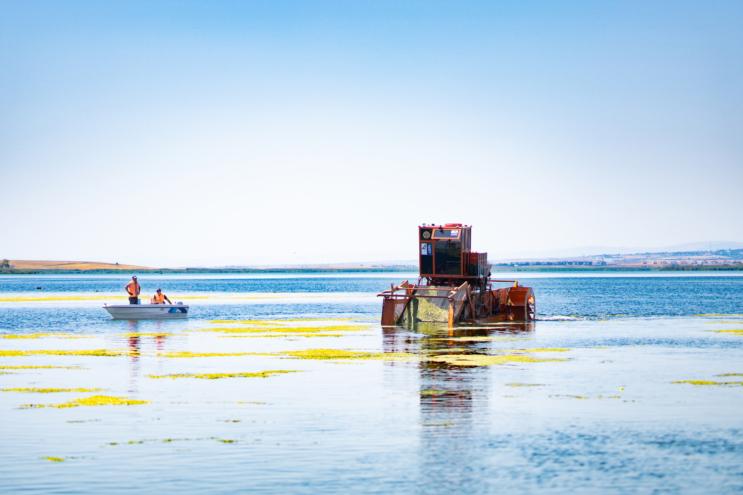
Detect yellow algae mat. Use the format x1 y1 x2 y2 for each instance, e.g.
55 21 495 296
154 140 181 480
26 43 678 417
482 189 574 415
200 324 368 334
0 349 126 357
278 348 417 361
673 379 743 387
148 370 298 380
157 351 263 358
21 395 148 409
198 318 371 338
426 354 567 367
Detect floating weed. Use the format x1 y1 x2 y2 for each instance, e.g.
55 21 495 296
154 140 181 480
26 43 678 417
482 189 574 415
221 332 346 338
420 389 447 396
157 351 261 358
106 436 238 447
43 456 65 462
22 395 148 409
712 329 743 335
66 419 101 423
0 349 125 357
273 317 356 322
200 325 368 334
422 421 454 428
427 354 567 367
148 370 298 380
210 317 355 325
673 380 743 387
550 394 589 400
220 419 242 423
506 383 546 387
717 373 743 377
210 320 283 326
281 348 416 362
2 387 103 394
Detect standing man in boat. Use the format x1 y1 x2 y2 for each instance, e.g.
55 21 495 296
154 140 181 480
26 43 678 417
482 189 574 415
125 276 141 304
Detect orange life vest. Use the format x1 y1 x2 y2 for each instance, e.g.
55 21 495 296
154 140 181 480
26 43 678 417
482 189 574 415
126 281 140 296
153 292 166 304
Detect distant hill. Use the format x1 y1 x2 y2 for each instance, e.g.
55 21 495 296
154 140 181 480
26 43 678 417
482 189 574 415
1 259 150 273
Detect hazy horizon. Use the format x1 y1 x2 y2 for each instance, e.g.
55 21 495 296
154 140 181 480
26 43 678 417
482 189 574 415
2 1 742 266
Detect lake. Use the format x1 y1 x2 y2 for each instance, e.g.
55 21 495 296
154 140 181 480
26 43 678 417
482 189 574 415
1 272 742 493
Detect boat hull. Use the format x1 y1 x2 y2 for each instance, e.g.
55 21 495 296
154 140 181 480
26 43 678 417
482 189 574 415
104 304 189 319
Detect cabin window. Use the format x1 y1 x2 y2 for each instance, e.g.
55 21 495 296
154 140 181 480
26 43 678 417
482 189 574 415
432 229 460 240
420 243 432 255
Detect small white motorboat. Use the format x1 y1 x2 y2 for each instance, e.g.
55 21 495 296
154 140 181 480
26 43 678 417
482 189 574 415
104 303 189 319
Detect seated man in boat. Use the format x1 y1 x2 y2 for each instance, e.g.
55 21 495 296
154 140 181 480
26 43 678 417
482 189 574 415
150 288 172 305
125 276 141 304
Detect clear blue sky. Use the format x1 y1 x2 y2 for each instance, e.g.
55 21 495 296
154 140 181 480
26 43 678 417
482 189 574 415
1 1 742 266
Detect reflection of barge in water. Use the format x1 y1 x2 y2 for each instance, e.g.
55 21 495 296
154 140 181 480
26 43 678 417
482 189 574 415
378 223 535 327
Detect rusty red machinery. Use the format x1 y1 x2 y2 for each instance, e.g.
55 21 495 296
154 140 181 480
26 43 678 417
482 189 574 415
378 223 536 327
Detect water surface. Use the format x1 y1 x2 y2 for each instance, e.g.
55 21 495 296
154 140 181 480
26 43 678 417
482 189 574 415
1 273 742 493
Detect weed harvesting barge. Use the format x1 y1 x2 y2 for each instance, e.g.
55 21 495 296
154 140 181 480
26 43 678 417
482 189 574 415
378 223 535 327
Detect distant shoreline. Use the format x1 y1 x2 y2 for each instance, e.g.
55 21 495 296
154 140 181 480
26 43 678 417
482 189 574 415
2 265 743 275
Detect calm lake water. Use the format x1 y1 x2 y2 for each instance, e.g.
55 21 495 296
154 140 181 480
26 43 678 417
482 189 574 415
1 272 742 493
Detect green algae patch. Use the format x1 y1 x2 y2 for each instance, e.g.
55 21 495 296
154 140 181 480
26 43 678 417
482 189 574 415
712 329 743 335
22 395 149 409
157 351 260 358
43 456 65 462
281 348 416 362
717 373 743 377
427 354 567 367
420 389 448 396
673 380 743 387
0 349 125 357
506 383 546 387
148 370 298 380
2 387 103 393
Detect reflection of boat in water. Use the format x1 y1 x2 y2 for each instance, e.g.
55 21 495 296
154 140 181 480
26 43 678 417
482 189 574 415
103 303 189 319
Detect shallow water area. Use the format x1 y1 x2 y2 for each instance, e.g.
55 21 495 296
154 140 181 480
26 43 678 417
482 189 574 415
1 273 743 493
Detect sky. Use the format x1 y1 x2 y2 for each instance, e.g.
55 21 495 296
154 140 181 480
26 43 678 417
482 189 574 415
1 0 742 267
